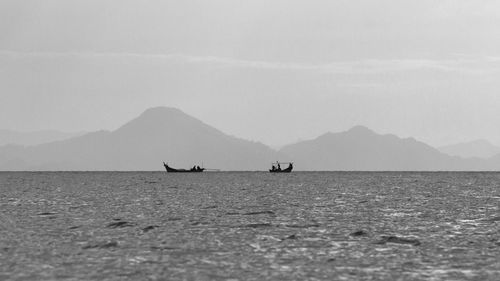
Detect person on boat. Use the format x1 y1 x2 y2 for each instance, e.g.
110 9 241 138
277 163 281 171
271 165 276 171
288 163 293 169
196 165 201 171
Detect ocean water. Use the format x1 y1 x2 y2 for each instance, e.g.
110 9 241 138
1 172 500 280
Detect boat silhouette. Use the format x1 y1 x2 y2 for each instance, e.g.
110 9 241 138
269 162 293 173
163 162 205 173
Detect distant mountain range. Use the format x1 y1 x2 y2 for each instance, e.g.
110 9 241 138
0 129 84 146
0 107 282 170
280 126 495 171
0 107 499 171
438 140 500 159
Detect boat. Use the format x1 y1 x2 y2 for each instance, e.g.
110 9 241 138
269 162 293 173
163 162 205 173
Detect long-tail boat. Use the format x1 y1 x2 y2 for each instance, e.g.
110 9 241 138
269 162 293 173
163 162 205 173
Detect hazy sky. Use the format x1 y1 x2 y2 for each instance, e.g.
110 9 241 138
2 0 500 147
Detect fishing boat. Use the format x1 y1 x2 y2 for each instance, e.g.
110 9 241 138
163 162 205 173
269 162 293 173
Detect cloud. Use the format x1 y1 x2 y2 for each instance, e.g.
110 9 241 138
1 50 500 75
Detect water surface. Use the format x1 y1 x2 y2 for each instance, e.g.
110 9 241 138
1 172 500 280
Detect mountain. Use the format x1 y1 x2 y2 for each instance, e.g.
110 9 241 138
280 126 493 171
0 129 85 146
1 113 499 171
438 140 500 159
0 107 283 170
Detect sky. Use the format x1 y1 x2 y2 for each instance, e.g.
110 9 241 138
1 0 500 147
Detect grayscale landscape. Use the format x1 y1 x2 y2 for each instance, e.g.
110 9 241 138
3 1 500 280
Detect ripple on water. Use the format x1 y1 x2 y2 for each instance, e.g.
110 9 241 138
2 171 500 280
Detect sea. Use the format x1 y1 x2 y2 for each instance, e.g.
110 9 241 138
1 171 500 280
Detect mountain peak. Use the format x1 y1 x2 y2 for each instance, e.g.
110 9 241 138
139 107 185 118
346 125 375 135
115 106 196 133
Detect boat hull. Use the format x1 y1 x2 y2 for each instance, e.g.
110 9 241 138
164 163 204 173
269 167 293 173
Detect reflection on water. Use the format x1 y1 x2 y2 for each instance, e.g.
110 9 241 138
1 172 500 280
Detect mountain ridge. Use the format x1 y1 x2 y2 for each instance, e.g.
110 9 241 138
0 107 282 170
280 126 494 171
0 107 498 171
439 139 500 159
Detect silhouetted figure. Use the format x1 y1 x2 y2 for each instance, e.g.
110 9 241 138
196 165 201 171
269 161 293 173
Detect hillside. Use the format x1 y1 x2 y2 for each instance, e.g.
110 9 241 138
1 114 498 171
439 140 500 159
280 126 490 171
0 107 282 170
